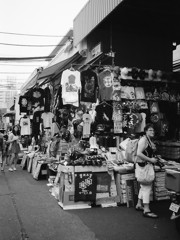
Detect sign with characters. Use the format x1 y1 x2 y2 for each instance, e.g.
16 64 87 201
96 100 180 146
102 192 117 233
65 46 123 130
74 172 97 202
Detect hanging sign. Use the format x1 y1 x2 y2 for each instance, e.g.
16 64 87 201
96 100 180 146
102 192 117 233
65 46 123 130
91 43 102 57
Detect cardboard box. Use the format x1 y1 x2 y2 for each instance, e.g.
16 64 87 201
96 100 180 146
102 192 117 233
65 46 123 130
165 169 180 192
58 191 91 210
75 165 107 173
96 195 120 205
58 165 74 173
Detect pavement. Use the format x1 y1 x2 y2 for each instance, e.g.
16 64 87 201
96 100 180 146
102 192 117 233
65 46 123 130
0 165 180 240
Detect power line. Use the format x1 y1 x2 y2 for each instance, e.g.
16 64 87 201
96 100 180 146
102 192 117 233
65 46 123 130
0 42 66 47
0 72 32 74
0 63 42 67
0 31 67 38
0 56 54 61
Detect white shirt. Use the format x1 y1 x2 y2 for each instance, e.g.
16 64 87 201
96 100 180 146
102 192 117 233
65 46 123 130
20 117 31 135
41 112 54 129
61 69 81 106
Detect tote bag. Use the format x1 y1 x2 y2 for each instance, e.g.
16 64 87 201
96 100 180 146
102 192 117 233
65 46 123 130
135 163 155 185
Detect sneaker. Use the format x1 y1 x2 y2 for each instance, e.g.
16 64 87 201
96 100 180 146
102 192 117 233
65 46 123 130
13 167 17 171
8 168 14 172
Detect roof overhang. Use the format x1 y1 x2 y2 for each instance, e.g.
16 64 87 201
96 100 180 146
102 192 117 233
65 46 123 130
73 0 180 46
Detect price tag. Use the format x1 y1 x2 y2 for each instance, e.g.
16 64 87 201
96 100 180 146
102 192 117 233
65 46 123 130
169 203 180 213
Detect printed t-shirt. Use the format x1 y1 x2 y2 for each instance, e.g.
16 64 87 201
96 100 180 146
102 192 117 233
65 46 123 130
18 95 29 113
20 117 31 135
98 69 114 101
30 88 45 108
80 69 98 103
95 103 113 125
61 69 81 106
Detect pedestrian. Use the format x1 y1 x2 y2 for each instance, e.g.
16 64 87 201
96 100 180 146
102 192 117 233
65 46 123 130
0 131 4 170
135 123 158 218
7 125 21 172
1 134 8 171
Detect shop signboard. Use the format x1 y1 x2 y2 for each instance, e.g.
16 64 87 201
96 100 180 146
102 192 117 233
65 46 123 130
75 172 97 202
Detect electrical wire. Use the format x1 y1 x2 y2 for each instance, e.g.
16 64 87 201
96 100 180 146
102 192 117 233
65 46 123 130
0 42 66 47
0 72 32 74
0 64 41 67
0 56 54 61
0 31 68 38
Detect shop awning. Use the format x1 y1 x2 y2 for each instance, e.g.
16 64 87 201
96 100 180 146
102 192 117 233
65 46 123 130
3 111 16 117
38 52 81 80
78 52 104 70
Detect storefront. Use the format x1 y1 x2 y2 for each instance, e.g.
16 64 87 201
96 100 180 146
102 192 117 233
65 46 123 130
17 0 180 210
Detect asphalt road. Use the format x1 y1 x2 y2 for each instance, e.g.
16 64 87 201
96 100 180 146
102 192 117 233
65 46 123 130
0 165 179 240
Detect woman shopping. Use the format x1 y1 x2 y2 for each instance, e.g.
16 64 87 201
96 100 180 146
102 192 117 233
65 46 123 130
135 123 158 218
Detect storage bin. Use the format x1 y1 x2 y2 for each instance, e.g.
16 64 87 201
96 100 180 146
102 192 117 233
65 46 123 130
165 169 180 192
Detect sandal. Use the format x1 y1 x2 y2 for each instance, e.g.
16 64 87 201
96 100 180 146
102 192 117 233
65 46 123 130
136 206 144 211
143 212 158 218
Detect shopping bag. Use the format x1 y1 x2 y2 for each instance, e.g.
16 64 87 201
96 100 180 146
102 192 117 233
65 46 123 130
135 163 155 185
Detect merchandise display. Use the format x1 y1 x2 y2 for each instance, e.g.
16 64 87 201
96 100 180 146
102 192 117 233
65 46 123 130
16 65 180 210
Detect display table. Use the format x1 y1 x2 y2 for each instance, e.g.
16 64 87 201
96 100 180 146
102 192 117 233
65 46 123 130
56 164 120 210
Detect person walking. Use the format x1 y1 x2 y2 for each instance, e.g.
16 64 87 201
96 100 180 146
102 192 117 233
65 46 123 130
1 134 8 171
8 125 21 172
135 123 158 218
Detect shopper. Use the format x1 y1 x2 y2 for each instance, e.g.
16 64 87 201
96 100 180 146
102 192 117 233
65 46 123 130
8 125 21 172
1 134 8 171
135 123 158 218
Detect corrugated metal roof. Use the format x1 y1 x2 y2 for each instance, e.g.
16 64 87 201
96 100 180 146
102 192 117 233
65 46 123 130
73 0 123 46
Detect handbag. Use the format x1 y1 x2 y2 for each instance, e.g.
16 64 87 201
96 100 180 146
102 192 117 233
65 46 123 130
135 163 155 185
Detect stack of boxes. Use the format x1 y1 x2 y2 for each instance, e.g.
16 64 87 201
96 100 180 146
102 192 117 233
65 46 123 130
154 170 170 201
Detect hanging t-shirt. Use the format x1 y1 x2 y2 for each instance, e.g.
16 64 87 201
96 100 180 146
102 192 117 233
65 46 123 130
41 112 54 129
20 117 31 136
44 87 51 112
61 69 81 106
95 103 113 125
32 111 42 138
98 69 114 101
30 87 45 108
80 69 98 103
18 95 29 113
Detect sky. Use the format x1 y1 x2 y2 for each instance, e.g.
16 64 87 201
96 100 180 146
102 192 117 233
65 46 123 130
0 0 89 91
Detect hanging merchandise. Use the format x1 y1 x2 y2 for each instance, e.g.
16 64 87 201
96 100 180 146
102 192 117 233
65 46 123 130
19 115 31 136
153 89 161 101
61 69 81 107
98 68 114 101
41 112 54 130
44 86 51 112
134 113 146 133
32 111 42 142
135 87 145 100
30 86 45 109
95 101 113 125
120 86 135 100
80 69 98 103
150 101 160 113
18 95 29 114
82 112 92 138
